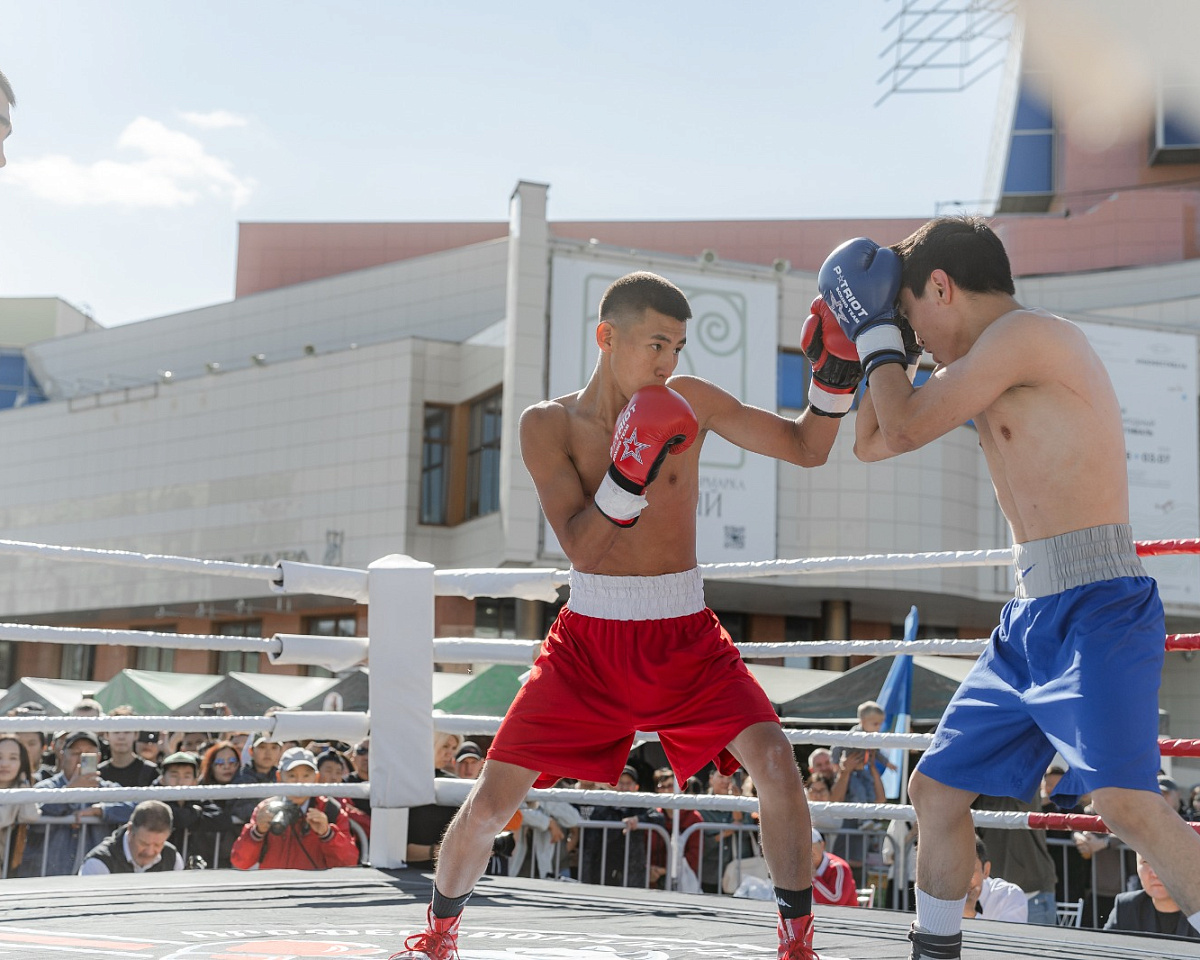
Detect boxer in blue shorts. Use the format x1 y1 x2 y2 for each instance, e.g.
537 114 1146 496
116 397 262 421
820 217 1200 959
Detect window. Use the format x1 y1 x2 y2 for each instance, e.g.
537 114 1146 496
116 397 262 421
304 616 356 678
132 624 176 673
136 647 176 672
475 597 517 639
61 644 95 681
778 350 809 410
217 621 262 674
1153 76 1200 164
421 404 452 525
713 611 747 644
998 71 1055 213
784 616 819 669
466 389 502 519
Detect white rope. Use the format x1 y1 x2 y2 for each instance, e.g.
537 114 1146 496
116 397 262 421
432 782 1046 832
701 547 1014 579
0 781 370 805
431 636 989 666
433 569 566 603
0 622 282 654
433 638 540 663
738 637 989 657
0 538 279 579
0 716 273 734
783 729 933 749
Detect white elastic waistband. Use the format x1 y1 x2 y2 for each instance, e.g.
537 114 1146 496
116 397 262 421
1013 523 1145 599
566 568 706 620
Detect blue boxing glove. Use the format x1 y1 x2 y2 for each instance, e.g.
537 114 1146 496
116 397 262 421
818 237 905 378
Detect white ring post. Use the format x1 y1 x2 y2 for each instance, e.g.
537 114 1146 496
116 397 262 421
368 554 436 868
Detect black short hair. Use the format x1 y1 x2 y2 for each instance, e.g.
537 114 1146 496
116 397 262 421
599 272 690 327
892 216 1015 299
0 69 14 108
974 835 990 866
131 799 174 834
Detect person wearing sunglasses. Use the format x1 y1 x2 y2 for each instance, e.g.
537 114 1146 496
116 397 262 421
198 740 249 868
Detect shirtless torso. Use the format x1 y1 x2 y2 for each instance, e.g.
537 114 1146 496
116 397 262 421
521 306 836 575
857 301 1128 544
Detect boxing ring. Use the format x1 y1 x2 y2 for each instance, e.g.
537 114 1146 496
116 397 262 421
0 536 1199 959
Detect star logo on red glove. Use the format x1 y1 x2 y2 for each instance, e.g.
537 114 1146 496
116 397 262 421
618 428 652 465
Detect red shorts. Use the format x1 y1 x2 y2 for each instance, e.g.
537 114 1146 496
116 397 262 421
487 569 779 787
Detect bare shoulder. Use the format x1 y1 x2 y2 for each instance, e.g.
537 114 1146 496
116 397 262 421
664 374 735 419
520 393 578 438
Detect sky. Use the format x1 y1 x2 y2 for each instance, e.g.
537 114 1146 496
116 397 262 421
0 1 1007 328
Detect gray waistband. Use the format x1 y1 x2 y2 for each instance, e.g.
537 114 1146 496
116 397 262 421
1013 524 1144 599
567 568 706 620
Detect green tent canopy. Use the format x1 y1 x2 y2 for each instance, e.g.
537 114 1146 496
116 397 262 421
434 664 527 716
96 669 224 715
776 654 975 725
0 677 98 716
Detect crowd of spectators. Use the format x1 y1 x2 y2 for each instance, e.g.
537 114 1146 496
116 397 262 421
3 693 1198 940
1 697 371 877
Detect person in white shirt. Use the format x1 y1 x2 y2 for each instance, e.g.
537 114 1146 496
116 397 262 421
963 836 1027 923
79 800 183 875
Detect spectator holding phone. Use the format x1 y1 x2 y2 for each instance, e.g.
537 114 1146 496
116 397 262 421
828 706 886 872
20 731 135 876
229 734 284 826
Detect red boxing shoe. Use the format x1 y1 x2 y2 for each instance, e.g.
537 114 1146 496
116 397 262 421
390 908 461 960
778 913 819 960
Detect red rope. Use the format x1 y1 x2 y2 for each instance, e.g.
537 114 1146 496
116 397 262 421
1028 811 1200 835
1136 539 1200 556
1159 738 1200 757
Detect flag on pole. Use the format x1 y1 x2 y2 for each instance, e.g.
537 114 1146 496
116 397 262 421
878 605 917 800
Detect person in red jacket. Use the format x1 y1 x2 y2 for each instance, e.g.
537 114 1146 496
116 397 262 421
230 747 359 870
810 828 859 907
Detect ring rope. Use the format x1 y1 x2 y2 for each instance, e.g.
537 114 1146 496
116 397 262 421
0 622 282 654
0 781 370 806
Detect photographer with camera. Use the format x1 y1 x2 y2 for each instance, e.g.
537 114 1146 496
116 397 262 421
230 746 359 870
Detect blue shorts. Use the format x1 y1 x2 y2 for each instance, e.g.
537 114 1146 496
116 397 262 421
916 576 1164 806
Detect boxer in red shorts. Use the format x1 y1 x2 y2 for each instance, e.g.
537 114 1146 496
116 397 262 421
395 272 855 960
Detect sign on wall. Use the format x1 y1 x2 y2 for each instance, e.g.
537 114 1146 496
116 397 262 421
544 254 780 564
1080 321 1200 606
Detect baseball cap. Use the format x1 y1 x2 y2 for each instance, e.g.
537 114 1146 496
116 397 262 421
619 764 638 782
811 827 824 844
455 741 483 762
63 730 101 749
279 747 318 773
161 751 200 770
252 734 283 748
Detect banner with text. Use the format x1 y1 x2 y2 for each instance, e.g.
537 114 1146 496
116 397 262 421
545 254 780 564
1081 321 1199 606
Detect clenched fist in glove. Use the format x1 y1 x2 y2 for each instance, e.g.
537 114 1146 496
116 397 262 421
818 237 905 379
593 385 698 527
801 296 863 417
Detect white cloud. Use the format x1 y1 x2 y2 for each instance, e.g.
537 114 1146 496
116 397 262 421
6 117 256 208
179 109 250 129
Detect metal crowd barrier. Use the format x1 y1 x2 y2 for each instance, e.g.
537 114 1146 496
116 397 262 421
2 812 372 877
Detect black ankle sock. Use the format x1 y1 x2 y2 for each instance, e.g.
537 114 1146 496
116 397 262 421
431 883 471 919
774 885 812 920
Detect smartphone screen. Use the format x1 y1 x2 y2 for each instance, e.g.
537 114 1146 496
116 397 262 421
79 752 99 777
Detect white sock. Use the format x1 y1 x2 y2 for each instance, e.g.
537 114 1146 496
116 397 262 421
1189 910 1200 934
914 888 967 937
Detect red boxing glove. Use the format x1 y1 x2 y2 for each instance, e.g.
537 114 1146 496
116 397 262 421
594 385 698 527
801 297 863 417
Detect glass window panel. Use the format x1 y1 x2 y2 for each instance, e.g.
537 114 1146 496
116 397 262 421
1003 133 1054 194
